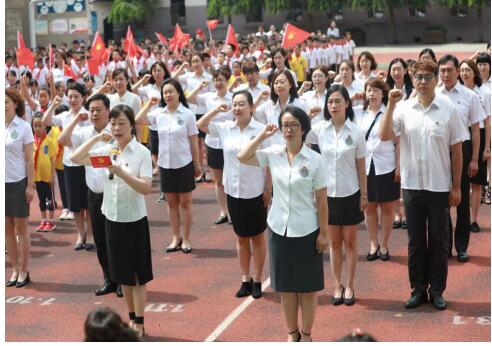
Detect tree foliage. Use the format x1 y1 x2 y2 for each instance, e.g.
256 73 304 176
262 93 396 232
108 0 158 24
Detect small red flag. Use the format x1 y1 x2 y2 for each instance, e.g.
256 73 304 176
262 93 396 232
123 26 139 58
16 31 35 70
169 24 190 51
87 58 100 76
155 32 168 45
207 19 220 31
90 32 106 62
63 62 78 79
224 24 240 56
281 23 311 49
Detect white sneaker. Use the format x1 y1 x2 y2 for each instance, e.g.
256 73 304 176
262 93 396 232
66 212 75 220
59 209 69 220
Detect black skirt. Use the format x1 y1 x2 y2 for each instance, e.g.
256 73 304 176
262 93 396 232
367 160 400 203
160 162 196 193
470 128 487 186
64 165 88 212
269 229 324 293
5 178 29 218
149 129 159 156
328 190 365 225
105 217 153 286
227 194 267 237
207 146 224 170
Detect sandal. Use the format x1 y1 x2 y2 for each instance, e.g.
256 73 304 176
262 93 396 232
288 328 301 342
134 316 145 338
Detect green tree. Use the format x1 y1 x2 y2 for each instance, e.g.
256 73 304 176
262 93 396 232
108 0 158 24
432 0 489 42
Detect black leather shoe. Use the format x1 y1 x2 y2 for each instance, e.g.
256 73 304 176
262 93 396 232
6 279 17 287
378 248 390 261
85 243 96 251
165 239 182 253
392 220 401 229
401 220 407 229
214 215 228 225
116 284 123 297
236 279 252 297
405 291 428 309
251 281 262 299
95 282 117 296
344 289 355 306
430 294 447 310
366 245 380 261
458 252 469 262
470 222 480 233
331 285 345 306
74 242 85 251
16 272 30 288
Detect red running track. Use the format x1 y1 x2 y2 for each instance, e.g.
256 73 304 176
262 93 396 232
5 174 490 342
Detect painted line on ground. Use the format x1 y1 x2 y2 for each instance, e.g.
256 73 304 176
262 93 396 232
204 277 271 342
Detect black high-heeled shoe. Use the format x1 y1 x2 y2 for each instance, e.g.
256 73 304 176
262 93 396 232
344 288 356 306
195 172 206 183
331 285 345 306
366 245 380 261
6 273 18 287
165 239 182 253
16 272 30 288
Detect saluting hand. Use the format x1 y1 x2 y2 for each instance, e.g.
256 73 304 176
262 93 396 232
148 96 160 106
262 123 278 138
98 131 113 143
52 95 63 107
200 80 210 90
215 103 230 113
388 88 404 105
308 106 322 119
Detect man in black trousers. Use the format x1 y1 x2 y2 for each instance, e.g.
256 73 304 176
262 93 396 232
379 60 468 310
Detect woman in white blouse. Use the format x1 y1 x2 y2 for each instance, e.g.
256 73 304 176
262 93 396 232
136 79 200 254
300 66 331 127
309 84 367 306
335 60 365 106
354 78 400 261
254 70 307 144
188 67 234 225
355 51 379 82
238 106 328 342
71 105 153 338
259 48 298 86
197 90 271 299
459 59 491 232
5 88 35 288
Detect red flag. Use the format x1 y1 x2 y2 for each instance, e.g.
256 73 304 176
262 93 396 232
123 26 139 58
16 31 35 70
281 23 311 49
90 32 106 61
63 62 78 79
155 32 168 45
169 24 190 51
48 44 55 70
101 48 110 64
207 19 220 31
87 58 99 76
225 24 240 56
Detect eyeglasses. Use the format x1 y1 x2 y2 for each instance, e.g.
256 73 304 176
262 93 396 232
281 123 300 131
414 74 434 82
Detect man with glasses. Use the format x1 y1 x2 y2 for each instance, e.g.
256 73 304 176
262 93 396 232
436 55 486 263
379 60 468 310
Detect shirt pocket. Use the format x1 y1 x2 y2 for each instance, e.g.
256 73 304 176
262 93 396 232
429 120 447 139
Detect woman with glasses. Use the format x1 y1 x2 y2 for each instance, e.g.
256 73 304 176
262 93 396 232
238 106 328 342
188 67 234 225
308 84 367 306
459 59 491 232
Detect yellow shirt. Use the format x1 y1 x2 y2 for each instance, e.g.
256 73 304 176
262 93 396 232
138 125 149 144
34 136 57 183
48 127 64 170
290 54 308 83
228 74 246 89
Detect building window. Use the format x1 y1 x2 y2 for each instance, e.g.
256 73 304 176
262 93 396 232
367 9 384 19
171 0 186 26
451 5 468 17
408 5 426 18
246 2 263 23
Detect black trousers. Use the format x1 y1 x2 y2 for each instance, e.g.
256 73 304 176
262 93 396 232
449 140 472 253
87 189 112 282
403 189 449 296
35 181 54 212
56 169 68 209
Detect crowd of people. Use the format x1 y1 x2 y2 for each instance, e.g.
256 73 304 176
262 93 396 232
4 23 491 341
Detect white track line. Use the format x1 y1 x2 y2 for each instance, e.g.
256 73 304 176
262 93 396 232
204 277 271 342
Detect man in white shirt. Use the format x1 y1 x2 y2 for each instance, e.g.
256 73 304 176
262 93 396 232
233 61 270 103
379 60 468 311
436 54 486 263
61 94 122 298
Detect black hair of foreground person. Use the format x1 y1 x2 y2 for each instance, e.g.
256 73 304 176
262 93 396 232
337 328 377 342
84 307 139 342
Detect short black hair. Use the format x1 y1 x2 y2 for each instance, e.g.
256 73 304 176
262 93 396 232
270 70 298 104
419 48 437 63
109 104 136 136
84 308 138 342
279 106 311 142
324 84 354 121
87 93 110 109
67 82 87 97
437 54 459 69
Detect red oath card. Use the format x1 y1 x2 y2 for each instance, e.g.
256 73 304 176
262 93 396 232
90 155 112 168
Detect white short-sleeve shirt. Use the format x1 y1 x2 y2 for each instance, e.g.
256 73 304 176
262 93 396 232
195 92 234 149
209 118 266 198
108 91 142 115
5 116 34 183
474 85 491 128
255 97 308 145
309 119 367 197
147 103 198 169
436 83 486 139
393 94 469 192
71 124 112 194
354 105 396 175
301 89 327 126
179 71 214 114
233 82 270 106
50 109 92 167
92 137 152 222
138 84 162 131
255 144 327 237
258 68 298 86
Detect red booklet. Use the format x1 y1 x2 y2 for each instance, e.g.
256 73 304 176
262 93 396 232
90 155 112 168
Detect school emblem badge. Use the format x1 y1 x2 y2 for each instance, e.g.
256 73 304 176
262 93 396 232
300 166 309 177
345 135 353 146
